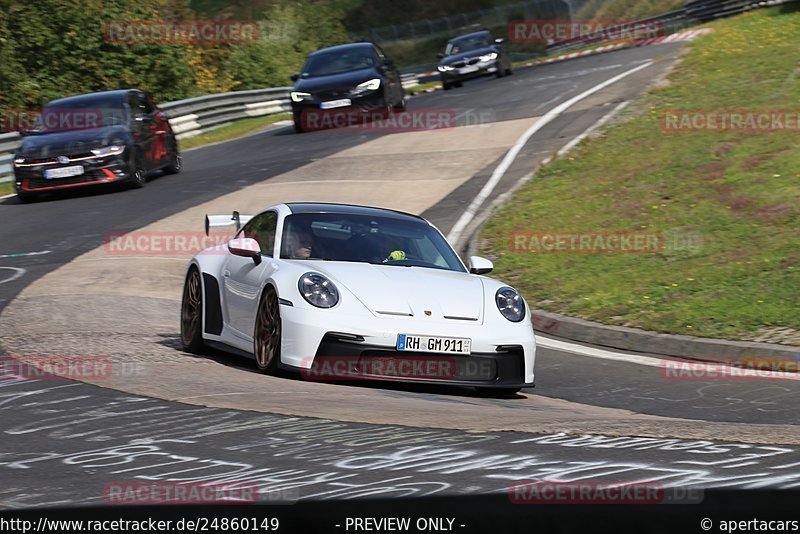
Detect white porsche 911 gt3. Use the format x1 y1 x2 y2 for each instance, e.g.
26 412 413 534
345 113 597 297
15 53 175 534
180 203 536 395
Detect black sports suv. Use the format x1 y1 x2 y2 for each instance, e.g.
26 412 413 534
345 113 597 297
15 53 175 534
13 89 181 202
289 42 406 133
436 30 513 90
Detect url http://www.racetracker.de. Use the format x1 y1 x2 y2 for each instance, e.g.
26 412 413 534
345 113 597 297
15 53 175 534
0 516 281 533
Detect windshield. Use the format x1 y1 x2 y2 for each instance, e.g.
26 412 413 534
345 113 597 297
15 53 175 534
445 33 491 55
28 95 128 134
301 48 376 77
280 213 466 272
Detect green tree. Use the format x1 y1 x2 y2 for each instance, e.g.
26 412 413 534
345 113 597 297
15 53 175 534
227 0 350 90
3 0 196 106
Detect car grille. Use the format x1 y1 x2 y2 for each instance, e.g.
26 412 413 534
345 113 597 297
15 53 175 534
452 58 480 68
316 89 350 100
314 334 525 384
358 351 497 381
23 172 111 190
19 152 96 166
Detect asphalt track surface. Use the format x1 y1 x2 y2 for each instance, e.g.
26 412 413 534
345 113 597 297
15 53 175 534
1 43 799 508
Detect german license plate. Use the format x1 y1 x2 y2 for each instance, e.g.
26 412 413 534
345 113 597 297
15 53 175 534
397 334 471 355
459 65 479 75
320 99 352 109
45 165 84 179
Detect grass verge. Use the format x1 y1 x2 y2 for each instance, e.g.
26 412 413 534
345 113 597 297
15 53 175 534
0 181 12 196
478 6 800 344
178 113 292 151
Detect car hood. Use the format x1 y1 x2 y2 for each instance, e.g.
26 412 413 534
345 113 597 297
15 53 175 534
439 46 497 66
296 261 484 321
18 125 130 158
294 68 381 94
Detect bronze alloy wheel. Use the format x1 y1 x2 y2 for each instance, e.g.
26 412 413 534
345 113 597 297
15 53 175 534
180 268 204 353
254 286 281 373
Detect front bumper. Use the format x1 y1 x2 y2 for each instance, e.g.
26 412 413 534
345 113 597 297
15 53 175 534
439 59 499 83
291 92 391 132
306 335 533 388
278 303 536 388
292 91 388 115
14 155 130 193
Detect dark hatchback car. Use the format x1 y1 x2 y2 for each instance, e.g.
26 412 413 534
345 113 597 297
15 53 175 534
437 30 513 90
13 89 181 202
289 42 406 133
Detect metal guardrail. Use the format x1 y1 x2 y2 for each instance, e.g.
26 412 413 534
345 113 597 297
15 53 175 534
160 87 292 138
0 132 21 185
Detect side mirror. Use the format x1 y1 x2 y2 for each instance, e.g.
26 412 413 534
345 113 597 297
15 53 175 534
468 256 493 275
290 73 300 82
494 38 505 45
437 52 445 59
228 237 262 265
383 57 394 66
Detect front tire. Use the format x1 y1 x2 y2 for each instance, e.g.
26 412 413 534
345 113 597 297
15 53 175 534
293 111 306 133
181 268 205 353
164 152 182 175
254 286 281 374
130 156 147 188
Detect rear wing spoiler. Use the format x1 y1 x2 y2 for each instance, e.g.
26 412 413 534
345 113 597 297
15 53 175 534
205 211 253 236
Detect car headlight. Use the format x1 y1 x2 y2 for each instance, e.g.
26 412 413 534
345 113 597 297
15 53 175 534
480 52 498 62
13 157 26 167
90 145 125 157
437 65 454 72
495 287 525 322
358 78 381 91
350 78 381 96
291 91 311 103
299 272 339 308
